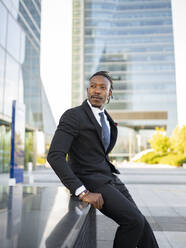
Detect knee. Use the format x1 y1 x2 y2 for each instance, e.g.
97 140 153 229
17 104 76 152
119 211 145 231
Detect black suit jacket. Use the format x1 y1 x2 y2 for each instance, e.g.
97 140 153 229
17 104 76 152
47 100 120 195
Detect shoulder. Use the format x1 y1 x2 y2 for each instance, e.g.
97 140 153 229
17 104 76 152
56 106 83 136
59 105 83 123
65 105 82 114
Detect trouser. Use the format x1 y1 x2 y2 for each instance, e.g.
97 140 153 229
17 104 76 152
94 175 159 248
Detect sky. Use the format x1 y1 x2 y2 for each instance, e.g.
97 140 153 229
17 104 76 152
40 0 72 124
171 0 186 126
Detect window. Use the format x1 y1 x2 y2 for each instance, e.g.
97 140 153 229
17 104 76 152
4 55 19 116
0 47 5 113
0 2 7 47
7 14 21 61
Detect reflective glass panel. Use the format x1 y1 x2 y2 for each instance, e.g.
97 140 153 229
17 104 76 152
0 125 11 173
0 47 5 113
1 0 19 19
0 2 7 47
4 55 19 116
19 31 26 64
18 69 24 104
73 0 177 137
7 14 21 62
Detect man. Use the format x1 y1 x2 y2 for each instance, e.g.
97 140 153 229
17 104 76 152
47 71 159 248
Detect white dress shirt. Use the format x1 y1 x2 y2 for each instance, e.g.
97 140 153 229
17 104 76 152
87 100 110 133
75 100 111 196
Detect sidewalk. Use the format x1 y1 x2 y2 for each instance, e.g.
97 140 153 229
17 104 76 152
97 164 186 248
0 167 61 186
1 163 186 248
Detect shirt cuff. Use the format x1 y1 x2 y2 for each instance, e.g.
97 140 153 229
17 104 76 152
75 185 86 196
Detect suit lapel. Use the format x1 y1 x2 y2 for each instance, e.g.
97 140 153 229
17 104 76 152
104 110 118 153
82 100 118 154
82 100 104 149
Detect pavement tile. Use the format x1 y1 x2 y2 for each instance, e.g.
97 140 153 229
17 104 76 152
147 206 180 217
163 232 186 248
154 232 173 248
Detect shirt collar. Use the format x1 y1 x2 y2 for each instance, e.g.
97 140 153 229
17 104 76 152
87 99 105 114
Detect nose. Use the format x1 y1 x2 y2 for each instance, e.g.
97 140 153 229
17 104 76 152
94 86 101 94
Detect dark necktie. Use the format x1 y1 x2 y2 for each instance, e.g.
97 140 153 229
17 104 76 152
99 112 110 151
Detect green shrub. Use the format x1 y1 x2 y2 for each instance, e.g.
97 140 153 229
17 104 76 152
177 156 186 165
148 128 170 154
158 153 186 166
37 156 46 165
170 125 186 154
136 152 163 164
135 125 186 167
136 151 186 166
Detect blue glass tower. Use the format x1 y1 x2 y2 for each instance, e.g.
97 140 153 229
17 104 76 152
72 0 177 156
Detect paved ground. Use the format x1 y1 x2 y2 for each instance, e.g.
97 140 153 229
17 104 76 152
97 164 186 248
1 163 186 248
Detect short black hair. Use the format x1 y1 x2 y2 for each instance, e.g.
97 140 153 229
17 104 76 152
89 71 113 90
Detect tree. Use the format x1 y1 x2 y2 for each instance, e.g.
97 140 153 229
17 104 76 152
170 125 186 154
148 127 171 154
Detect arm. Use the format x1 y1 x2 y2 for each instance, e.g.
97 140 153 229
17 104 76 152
47 109 84 194
47 109 104 209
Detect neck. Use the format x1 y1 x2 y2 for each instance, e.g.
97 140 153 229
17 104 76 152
87 99 104 110
92 105 104 110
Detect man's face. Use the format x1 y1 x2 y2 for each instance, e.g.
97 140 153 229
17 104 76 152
87 75 112 109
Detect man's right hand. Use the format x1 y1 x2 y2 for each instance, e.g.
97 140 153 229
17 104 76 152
82 192 104 210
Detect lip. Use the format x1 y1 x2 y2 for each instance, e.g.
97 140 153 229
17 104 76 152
91 96 102 100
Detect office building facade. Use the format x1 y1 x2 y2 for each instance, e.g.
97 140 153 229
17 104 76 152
72 0 177 157
0 0 56 173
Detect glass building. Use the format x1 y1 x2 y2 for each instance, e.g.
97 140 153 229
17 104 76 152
0 0 56 173
72 0 177 157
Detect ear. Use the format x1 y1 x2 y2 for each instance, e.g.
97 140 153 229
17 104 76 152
109 89 112 97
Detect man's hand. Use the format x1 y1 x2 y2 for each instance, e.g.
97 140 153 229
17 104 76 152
82 192 104 210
